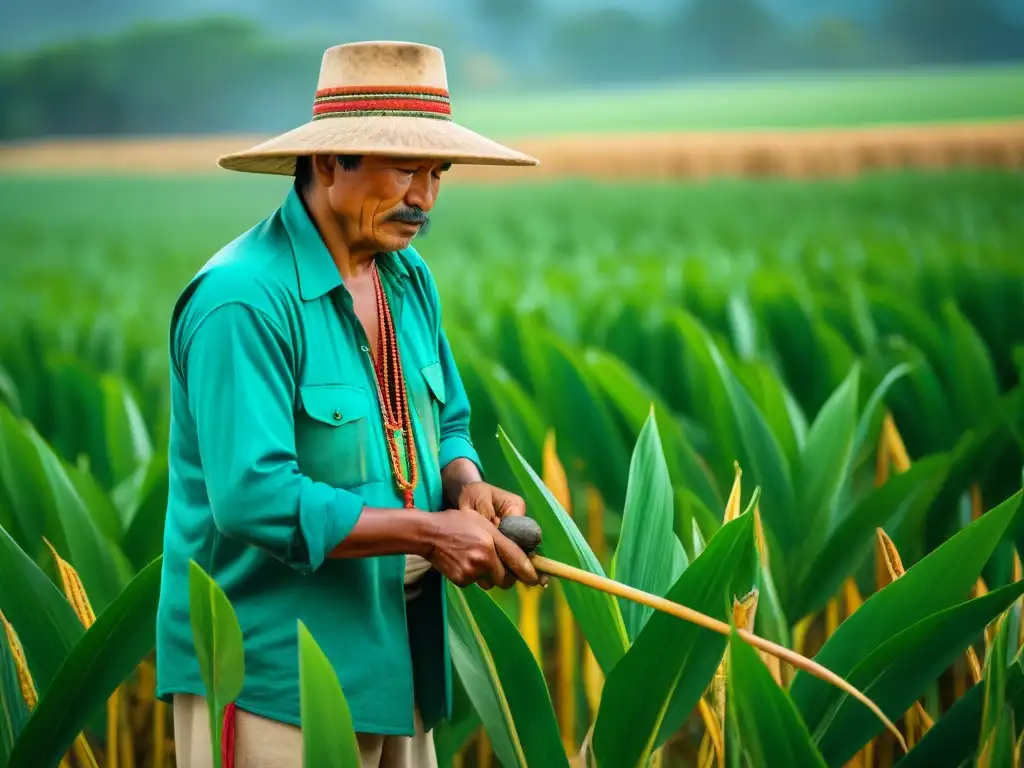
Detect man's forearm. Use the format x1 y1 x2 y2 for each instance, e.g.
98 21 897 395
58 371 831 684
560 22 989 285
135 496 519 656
327 507 437 559
442 457 482 507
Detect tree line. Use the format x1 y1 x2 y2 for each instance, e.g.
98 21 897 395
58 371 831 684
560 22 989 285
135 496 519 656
2 0 1022 141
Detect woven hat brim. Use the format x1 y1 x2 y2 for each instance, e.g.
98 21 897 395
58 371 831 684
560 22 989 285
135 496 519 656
217 115 539 175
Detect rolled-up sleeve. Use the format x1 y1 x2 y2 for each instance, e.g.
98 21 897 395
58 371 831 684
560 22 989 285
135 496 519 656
180 301 364 573
436 327 485 476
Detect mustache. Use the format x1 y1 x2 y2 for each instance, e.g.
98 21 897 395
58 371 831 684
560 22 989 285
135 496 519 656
386 206 431 236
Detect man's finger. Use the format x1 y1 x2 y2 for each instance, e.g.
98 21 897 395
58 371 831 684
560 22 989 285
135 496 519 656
487 548 507 588
497 493 526 518
467 494 498 525
491 529 540 586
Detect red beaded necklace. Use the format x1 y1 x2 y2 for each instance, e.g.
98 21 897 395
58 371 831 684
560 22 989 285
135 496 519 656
370 261 418 508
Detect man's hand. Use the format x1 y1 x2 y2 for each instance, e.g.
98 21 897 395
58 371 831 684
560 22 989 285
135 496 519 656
456 481 526 525
425 507 539 590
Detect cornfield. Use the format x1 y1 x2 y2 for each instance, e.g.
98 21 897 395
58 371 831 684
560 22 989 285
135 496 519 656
1 169 1023 767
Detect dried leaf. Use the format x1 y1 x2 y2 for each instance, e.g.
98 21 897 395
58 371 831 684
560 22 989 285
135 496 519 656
1 610 37 708
697 697 724 768
723 462 742 524
44 538 96 628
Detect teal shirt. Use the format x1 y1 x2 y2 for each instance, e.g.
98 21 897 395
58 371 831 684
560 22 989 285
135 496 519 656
155 186 482 735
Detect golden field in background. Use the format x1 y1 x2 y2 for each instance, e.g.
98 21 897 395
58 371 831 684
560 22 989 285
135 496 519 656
2 120 1023 181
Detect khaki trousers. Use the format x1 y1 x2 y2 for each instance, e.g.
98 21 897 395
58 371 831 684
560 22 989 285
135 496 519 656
172 693 437 768
173 556 439 767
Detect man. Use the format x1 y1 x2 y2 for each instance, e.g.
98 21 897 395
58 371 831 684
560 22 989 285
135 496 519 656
155 40 541 767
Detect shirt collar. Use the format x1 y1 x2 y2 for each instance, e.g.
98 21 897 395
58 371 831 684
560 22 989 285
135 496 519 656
281 186 409 302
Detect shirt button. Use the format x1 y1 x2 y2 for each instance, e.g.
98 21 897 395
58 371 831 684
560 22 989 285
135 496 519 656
333 411 342 420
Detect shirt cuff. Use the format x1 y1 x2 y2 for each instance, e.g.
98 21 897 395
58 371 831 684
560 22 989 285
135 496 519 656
290 483 366 574
440 435 484 478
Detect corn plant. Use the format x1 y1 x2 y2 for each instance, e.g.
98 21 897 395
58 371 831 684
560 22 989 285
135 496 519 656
448 415 1024 767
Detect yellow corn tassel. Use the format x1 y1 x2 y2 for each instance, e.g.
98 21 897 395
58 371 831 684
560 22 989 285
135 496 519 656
583 646 603 720
556 588 576 756
724 462 742 524
697 697 724 768
874 529 933 748
1 610 37 708
971 483 984 521
1015 550 1024 652
43 540 110 768
701 590 758 768
582 484 606 721
44 539 96 627
107 688 120 768
825 594 841 638
2 610 97 768
904 702 934 748
585 486 605 565
516 583 542 663
476 728 493 768
840 576 875 766
883 413 911 474
753 503 769 569
787 615 815 688
542 431 578 753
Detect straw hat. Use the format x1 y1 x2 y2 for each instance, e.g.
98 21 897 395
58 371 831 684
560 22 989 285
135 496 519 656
217 40 539 175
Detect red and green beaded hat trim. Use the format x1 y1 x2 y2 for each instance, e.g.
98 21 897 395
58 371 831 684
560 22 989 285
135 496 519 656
312 85 452 121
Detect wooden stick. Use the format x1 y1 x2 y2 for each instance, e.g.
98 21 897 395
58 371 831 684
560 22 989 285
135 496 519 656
531 554 907 753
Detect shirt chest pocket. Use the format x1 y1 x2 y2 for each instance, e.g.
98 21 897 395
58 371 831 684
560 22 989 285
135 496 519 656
295 383 385 489
414 361 447 462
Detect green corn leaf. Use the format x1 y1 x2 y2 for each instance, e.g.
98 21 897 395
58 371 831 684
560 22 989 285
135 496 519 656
676 488 720 564
0 404 47 552
798 362 861 549
792 454 950 622
498 426 629 673
0 613 31 766
613 408 688 640
446 582 568 768
584 347 722 514
706 338 798 551
297 620 362 768
26 427 125 614
7 557 161 768
735 359 803 474
849 362 913 470
726 628 827 768
899 651 1024 768
941 301 1001 435
519 328 631 510
433 674 481 768
0 524 83 696
876 339 956 456
814 581 1024 765
99 373 153 489
791 489 1024 750
980 609 1014 751
120 453 170 572
188 559 245 768
977 705 1016 768
591 513 756 767
664 309 740 495
64 462 124 551
925 385 1024 552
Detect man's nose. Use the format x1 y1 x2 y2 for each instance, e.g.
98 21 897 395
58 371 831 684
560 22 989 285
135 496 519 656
404 172 437 212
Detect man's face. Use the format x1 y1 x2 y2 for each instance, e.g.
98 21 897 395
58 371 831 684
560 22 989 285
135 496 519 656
319 154 450 253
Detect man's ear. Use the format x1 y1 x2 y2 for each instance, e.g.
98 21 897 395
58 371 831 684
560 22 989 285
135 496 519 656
312 154 336 186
